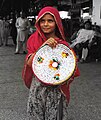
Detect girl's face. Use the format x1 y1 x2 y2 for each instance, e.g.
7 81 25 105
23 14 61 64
39 13 56 37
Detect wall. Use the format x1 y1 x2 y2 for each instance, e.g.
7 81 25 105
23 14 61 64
92 0 101 26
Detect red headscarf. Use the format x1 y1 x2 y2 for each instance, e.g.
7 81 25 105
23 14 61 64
26 6 67 58
35 6 65 40
22 6 80 103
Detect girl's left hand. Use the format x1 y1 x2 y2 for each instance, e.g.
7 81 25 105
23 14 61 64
26 53 35 67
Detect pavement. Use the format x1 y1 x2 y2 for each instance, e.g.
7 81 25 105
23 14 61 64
0 38 101 120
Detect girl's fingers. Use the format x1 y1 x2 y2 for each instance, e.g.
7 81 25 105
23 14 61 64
42 37 58 48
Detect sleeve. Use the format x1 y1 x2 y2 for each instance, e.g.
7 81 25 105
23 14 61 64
25 34 36 61
22 34 36 89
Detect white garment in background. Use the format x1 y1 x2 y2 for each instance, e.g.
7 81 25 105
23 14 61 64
70 29 95 48
15 17 30 52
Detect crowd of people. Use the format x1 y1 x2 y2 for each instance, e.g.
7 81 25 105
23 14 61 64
0 11 32 54
0 15 12 46
0 10 101 62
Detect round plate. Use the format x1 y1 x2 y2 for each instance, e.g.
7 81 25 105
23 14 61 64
32 44 76 85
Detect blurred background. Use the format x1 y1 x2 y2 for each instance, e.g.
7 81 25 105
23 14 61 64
0 0 100 37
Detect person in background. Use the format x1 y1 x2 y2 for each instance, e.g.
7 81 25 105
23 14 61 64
0 16 4 46
15 11 30 54
2 15 10 46
9 12 17 47
22 6 80 119
89 24 101 62
70 20 95 63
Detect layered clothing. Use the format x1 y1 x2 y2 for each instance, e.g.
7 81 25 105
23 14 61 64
22 6 80 120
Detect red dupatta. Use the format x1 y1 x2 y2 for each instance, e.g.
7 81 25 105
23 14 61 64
22 6 80 103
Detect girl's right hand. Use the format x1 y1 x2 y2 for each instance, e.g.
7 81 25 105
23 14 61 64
42 37 58 48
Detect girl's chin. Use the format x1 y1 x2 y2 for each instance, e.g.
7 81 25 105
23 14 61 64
43 31 50 34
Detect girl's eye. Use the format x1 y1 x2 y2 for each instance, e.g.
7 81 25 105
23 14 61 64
48 19 54 23
40 19 54 23
40 19 45 23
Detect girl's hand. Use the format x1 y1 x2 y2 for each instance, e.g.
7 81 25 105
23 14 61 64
26 54 35 67
42 37 58 48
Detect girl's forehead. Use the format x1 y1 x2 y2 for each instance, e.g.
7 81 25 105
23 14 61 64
41 13 54 18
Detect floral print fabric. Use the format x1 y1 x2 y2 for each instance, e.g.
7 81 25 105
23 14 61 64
27 77 68 120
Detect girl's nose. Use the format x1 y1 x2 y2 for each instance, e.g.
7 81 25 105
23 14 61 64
44 21 48 25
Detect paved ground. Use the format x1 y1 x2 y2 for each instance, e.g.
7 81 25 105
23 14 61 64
68 63 101 120
0 39 28 120
0 39 101 120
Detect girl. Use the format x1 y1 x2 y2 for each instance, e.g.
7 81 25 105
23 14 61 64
22 6 80 120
